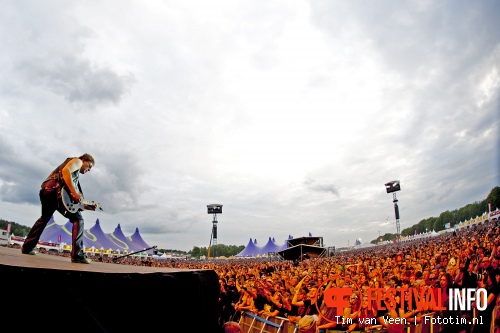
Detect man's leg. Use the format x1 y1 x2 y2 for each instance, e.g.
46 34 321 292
22 190 57 254
70 212 87 261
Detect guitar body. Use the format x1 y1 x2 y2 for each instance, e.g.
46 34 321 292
59 186 103 215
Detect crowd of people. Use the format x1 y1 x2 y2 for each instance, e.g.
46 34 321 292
213 221 500 333
9 219 500 333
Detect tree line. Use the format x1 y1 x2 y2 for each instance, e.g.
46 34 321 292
188 244 245 258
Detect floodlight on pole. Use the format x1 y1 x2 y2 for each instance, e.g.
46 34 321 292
207 204 222 258
385 180 401 241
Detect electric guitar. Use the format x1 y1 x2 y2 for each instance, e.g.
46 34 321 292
59 186 103 214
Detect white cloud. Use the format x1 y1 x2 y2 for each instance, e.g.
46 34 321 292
0 0 498 251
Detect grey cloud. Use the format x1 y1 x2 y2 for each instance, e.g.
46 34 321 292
310 1 500 76
17 57 135 108
304 179 340 198
0 1 498 251
0 2 135 109
82 150 152 215
0 135 47 204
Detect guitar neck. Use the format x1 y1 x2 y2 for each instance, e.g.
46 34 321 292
81 199 103 211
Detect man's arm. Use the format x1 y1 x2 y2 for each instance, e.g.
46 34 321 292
61 158 83 202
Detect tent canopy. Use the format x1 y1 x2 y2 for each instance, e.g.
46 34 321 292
39 218 152 254
236 237 289 257
237 235 324 259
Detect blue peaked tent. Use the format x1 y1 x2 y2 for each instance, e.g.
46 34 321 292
278 240 288 252
107 224 145 253
39 217 152 254
37 216 64 243
272 238 288 252
130 227 151 248
236 238 261 257
236 237 288 257
84 219 122 250
236 234 325 260
43 220 74 245
258 237 282 255
130 227 156 255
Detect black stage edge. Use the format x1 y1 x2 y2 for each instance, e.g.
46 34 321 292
1 247 220 332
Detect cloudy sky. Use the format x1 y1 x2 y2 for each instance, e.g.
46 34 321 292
0 0 499 252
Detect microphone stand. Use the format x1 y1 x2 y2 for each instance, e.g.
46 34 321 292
112 245 157 263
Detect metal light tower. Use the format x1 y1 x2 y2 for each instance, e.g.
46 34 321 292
207 204 222 258
385 180 401 241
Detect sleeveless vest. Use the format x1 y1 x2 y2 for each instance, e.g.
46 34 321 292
42 157 80 192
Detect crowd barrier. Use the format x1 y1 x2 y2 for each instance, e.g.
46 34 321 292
238 312 297 333
236 311 472 333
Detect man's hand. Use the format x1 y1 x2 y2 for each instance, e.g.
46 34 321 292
83 203 98 211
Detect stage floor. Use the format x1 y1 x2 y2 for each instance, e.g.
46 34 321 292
0 245 194 274
0 246 220 332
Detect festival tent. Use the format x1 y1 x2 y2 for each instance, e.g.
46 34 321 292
39 218 153 254
40 219 116 252
258 237 283 255
272 237 288 251
130 227 152 249
236 238 262 257
37 216 65 243
130 227 156 255
46 220 74 245
155 252 168 260
83 219 123 251
106 224 147 253
236 236 289 257
278 241 288 251
276 235 293 252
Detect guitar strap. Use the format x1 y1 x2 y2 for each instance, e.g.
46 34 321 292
77 182 84 199
59 180 83 201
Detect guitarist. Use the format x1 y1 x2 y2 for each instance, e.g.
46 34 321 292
22 153 96 264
